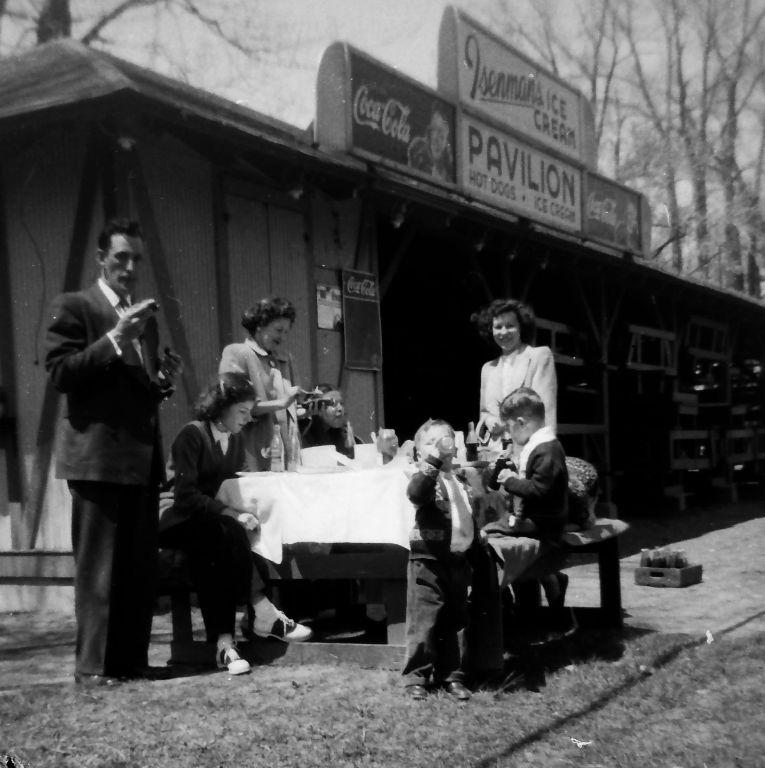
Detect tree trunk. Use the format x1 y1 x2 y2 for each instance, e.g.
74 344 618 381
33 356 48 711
37 0 72 44
721 78 743 291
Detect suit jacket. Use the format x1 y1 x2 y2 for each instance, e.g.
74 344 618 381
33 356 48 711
406 457 479 561
218 340 296 471
479 344 558 433
502 438 568 541
45 283 168 485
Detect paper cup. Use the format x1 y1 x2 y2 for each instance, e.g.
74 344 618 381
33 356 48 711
354 443 380 468
300 445 338 467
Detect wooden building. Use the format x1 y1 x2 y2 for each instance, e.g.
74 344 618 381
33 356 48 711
1 32 764 577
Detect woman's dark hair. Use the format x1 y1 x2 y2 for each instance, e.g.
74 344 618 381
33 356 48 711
241 297 296 335
470 298 536 344
193 371 256 422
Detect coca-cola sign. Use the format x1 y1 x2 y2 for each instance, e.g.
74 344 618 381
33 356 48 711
350 52 456 184
353 86 412 144
342 270 382 370
584 174 643 253
345 274 378 300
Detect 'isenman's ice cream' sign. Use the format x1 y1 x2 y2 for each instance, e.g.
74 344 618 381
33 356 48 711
439 6 596 167
461 114 581 231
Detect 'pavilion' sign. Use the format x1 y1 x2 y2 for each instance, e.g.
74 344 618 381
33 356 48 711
461 114 581 231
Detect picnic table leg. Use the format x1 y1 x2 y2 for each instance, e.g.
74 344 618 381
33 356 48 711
381 579 406 646
598 536 623 628
171 590 194 644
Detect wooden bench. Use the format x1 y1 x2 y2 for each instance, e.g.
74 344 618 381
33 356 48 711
510 518 629 630
0 520 627 668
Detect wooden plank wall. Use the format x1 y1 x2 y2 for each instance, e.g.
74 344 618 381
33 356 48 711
0 125 97 550
0 124 382 552
310 190 381 442
136 135 217 446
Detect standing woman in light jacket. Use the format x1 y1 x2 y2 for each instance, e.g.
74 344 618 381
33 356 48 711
471 298 557 452
219 298 302 471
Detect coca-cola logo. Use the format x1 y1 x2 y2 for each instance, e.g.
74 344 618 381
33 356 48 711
587 192 619 228
346 276 377 299
353 84 412 145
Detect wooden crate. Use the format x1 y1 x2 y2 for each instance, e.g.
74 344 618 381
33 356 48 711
634 564 703 588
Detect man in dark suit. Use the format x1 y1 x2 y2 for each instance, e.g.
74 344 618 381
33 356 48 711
45 218 181 686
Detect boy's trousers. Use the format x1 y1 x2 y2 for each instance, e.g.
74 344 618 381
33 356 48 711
402 553 471 686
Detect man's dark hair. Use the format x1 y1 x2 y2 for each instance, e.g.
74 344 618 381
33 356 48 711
97 218 143 251
241 297 296 334
499 387 546 421
470 298 537 344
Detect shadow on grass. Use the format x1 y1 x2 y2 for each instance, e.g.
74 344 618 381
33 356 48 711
616 496 765 559
472 608 765 768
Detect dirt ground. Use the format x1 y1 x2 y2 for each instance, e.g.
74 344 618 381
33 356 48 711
1 497 763 692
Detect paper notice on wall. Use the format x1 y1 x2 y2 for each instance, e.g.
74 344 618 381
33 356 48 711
316 284 342 331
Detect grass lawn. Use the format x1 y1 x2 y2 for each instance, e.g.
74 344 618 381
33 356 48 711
2 626 763 768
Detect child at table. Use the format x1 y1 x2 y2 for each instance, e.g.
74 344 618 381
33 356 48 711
487 387 570 626
402 418 480 701
160 372 311 676
299 383 358 459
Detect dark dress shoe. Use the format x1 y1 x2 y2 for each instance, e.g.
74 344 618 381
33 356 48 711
405 684 428 700
443 681 471 701
74 673 120 688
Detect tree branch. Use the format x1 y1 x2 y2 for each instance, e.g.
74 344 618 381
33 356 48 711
80 0 166 45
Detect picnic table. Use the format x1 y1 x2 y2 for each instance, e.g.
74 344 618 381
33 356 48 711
216 464 416 644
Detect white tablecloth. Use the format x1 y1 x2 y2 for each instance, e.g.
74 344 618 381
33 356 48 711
216 466 415 564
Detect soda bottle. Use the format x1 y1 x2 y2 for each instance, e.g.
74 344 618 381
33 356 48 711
465 421 478 462
345 420 356 457
270 423 285 472
286 423 301 472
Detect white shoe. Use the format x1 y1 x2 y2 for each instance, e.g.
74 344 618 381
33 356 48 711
216 645 251 675
253 610 313 642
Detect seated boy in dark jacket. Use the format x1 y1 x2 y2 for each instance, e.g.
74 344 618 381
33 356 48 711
492 386 570 617
402 418 478 702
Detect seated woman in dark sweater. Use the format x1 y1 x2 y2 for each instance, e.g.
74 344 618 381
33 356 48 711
160 372 311 676
299 384 357 458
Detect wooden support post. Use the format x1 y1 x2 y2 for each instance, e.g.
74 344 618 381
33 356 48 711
381 579 406 646
128 149 199 405
25 130 104 549
211 170 233 351
0 175 24 545
379 222 416 299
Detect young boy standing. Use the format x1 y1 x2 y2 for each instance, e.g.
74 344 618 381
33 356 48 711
402 418 477 701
